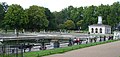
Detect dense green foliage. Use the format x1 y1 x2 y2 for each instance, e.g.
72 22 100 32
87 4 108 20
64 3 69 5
64 20 75 29
0 2 120 31
3 4 28 29
44 8 57 30
2 4 28 34
54 2 120 30
25 5 49 31
0 4 5 22
0 2 8 27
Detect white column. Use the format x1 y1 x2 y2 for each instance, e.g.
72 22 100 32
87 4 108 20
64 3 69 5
15 29 17 34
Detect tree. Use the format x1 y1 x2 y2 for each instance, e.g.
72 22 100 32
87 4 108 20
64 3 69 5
3 4 28 36
58 24 65 29
45 8 57 30
76 20 83 29
26 5 49 31
0 3 5 25
52 11 66 25
0 2 9 30
1 2 9 12
109 2 120 27
64 20 75 30
82 5 98 29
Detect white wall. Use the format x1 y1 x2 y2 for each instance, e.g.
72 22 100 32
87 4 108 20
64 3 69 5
89 26 105 34
105 28 111 34
113 31 120 39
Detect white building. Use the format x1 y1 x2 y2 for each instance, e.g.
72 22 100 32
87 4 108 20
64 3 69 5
88 16 111 34
113 31 120 39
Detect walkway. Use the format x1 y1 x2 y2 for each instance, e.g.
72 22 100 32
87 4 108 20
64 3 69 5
44 41 120 57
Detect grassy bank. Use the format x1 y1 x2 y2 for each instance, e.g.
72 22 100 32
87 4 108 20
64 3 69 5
24 40 119 57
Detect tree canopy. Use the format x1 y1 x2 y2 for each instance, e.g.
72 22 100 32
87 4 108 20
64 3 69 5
25 5 49 31
1 2 120 31
0 3 6 24
3 4 28 30
64 20 75 30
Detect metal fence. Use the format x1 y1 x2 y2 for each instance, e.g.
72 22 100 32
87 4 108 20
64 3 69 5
0 35 114 57
0 44 24 57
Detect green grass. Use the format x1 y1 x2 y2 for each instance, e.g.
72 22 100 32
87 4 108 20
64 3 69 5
24 40 119 57
0 53 21 57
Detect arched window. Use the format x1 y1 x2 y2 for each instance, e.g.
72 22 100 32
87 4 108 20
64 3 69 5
95 28 98 33
100 28 102 33
91 28 94 33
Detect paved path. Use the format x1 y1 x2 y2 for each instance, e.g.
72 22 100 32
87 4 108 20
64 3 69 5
44 41 120 57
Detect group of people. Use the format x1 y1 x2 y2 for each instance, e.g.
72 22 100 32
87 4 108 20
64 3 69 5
68 35 114 46
68 38 82 46
99 36 113 42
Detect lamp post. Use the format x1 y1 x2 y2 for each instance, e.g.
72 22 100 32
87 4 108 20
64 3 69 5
87 32 90 43
79 27 81 32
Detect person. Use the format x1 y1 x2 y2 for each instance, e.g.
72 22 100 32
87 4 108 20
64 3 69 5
111 36 113 40
108 36 111 40
94 36 97 42
79 38 82 44
68 38 73 46
99 36 102 42
103 36 106 41
12 49 15 53
86 38 88 44
76 38 80 45
73 37 76 45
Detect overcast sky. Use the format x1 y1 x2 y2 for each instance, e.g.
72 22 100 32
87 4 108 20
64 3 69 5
0 0 120 12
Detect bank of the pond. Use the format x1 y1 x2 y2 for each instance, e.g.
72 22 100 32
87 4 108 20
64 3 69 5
24 40 119 57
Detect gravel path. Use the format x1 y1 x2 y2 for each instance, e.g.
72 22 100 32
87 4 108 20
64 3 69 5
43 41 120 57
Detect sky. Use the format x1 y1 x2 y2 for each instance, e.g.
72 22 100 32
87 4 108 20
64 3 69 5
0 0 120 12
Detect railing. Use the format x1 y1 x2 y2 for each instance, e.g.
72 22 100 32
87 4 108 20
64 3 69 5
0 35 115 57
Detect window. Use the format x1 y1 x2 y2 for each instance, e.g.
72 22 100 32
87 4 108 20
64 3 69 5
91 28 94 33
107 29 110 33
95 28 98 33
100 28 102 33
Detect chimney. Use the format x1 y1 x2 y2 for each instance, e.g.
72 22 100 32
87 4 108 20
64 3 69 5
98 16 102 24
